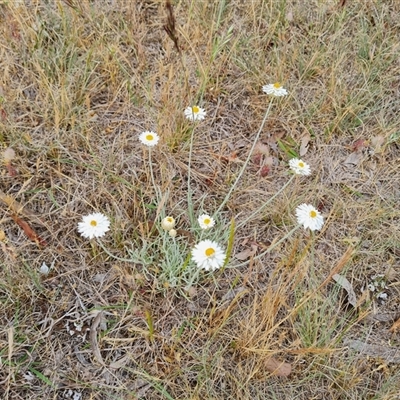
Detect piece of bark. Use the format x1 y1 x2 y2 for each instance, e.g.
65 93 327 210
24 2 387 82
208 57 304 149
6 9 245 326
344 338 400 363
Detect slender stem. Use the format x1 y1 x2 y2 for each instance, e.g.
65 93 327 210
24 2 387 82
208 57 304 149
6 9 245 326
236 174 296 229
215 100 274 215
185 266 201 289
178 52 189 96
187 123 197 224
232 224 301 268
97 240 134 262
309 231 316 283
148 150 158 201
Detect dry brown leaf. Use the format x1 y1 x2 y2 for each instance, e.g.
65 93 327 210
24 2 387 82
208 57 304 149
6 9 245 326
235 244 258 260
390 318 400 334
109 354 130 369
299 133 310 157
384 265 397 281
319 247 354 290
11 214 47 246
332 274 357 307
74 345 91 366
221 286 247 303
90 311 106 366
265 358 292 377
344 151 364 166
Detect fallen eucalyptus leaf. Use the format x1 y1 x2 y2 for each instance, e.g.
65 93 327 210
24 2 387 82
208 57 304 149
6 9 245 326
299 133 310 157
235 244 258 260
11 214 47 246
344 151 364 166
90 311 106 366
332 274 357 307
265 358 292 377
390 318 400 334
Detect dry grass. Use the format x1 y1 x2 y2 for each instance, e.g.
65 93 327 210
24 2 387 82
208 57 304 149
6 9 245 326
1 0 400 399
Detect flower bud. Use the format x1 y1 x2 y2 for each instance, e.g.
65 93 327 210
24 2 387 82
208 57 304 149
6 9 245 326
168 229 177 238
161 216 175 231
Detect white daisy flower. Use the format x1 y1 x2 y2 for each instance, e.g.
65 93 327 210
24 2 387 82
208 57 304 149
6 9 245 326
191 240 225 271
289 158 311 176
78 212 110 239
184 106 206 121
139 131 159 147
161 216 176 231
198 214 215 230
262 82 288 97
295 204 324 231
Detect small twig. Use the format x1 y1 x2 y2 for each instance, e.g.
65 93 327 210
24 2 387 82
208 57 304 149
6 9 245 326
163 0 189 93
163 0 181 54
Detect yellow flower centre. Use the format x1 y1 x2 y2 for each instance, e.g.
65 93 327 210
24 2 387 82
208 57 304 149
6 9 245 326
167 217 173 223
90 220 98 227
273 82 281 89
204 218 211 225
309 210 317 218
298 162 304 168
205 247 215 257
192 106 199 113
146 134 154 141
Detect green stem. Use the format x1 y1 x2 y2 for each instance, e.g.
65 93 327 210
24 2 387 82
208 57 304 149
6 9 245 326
215 100 274 215
185 266 201 289
97 239 133 262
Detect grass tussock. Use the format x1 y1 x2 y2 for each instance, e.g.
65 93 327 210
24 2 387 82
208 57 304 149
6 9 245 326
1 1 400 399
